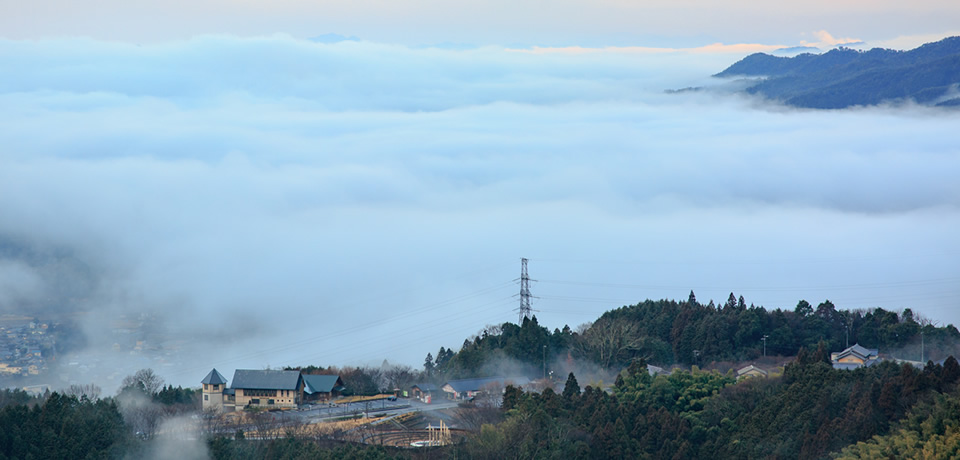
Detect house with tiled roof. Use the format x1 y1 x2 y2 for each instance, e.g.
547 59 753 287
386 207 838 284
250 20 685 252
736 365 768 380
831 344 880 370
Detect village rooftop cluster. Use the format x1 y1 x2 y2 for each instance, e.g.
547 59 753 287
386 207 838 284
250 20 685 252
0 320 53 378
200 367 532 413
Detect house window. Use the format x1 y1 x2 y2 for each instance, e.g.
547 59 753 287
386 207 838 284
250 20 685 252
204 395 209 401
268 399 275 405
245 389 277 397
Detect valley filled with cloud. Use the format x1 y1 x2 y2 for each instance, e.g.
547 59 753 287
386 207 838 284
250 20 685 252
1 36 958 387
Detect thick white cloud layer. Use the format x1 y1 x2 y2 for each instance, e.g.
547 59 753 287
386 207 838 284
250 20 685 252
1 36 959 387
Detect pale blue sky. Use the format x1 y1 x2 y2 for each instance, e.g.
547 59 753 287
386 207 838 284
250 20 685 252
3 0 959 49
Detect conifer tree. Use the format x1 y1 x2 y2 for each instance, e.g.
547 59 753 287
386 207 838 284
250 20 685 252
563 372 581 399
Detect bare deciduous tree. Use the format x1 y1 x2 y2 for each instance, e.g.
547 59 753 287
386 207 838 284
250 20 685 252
246 408 280 440
280 414 311 440
576 318 643 368
484 323 504 348
200 407 231 438
383 364 416 392
63 383 101 400
575 322 593 336
116 391 165 440
455 383 505 432
120 368 164 395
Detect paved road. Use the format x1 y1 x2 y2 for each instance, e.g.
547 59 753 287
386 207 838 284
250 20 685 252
195 398 465 439
292 398 460 425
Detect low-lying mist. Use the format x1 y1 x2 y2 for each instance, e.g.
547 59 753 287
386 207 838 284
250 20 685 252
1 36 958 390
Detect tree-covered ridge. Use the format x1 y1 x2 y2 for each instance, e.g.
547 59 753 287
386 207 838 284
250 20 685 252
456 353 960 459
590 295 960 367
430 316 574 380
4 358 960 459
430 294 960 379
1 295 959 459
713 36 960 108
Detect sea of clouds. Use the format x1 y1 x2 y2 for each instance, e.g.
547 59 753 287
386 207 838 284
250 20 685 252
1 35 958 388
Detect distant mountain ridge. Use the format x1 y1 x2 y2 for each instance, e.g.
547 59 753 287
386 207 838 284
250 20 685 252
714 36 960 108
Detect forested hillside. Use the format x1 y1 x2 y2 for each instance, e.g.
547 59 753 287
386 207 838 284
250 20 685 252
429 293 960 380
421 295 960 458
714 36 960 108
2 293 960 459
452 353 960 458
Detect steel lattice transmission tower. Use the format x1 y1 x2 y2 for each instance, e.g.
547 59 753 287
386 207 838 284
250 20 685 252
514 258 537 323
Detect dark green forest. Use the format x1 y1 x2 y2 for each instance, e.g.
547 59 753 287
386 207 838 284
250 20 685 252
452 353 960 459
0 392 129 459
2 294 960 459
429 294 959 380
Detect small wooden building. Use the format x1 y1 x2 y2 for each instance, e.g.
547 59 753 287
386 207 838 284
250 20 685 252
441 376 530 400
303 374 345 402
736 365 768 380
411 383 439 402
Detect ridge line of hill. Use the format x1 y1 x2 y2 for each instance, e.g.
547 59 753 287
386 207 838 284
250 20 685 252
713 36 960 108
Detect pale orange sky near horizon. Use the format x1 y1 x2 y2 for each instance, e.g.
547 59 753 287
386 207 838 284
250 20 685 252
2 0 959 49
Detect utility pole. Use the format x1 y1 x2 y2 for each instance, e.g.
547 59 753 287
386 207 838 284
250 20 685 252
514 258 537 323
921 330 925 364
762 335 769 357
543 345 547 380
845 325 849 348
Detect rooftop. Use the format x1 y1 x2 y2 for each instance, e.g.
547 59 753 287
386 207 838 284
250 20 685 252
231 369 302 390
736 365 768 376
443 376 531 393
303 374 344 394
201 368 228 385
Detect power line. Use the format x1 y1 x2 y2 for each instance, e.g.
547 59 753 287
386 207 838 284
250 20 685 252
166 295 520 380
537 276 960 293
161 281 518 378
529 250 960 267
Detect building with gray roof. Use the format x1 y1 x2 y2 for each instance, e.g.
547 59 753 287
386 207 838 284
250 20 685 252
411 383 439 402
231 369 303 390
303 374 345 402
201 368 305 412
201 368 227 386
441 376 531 400
831 343 881 370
